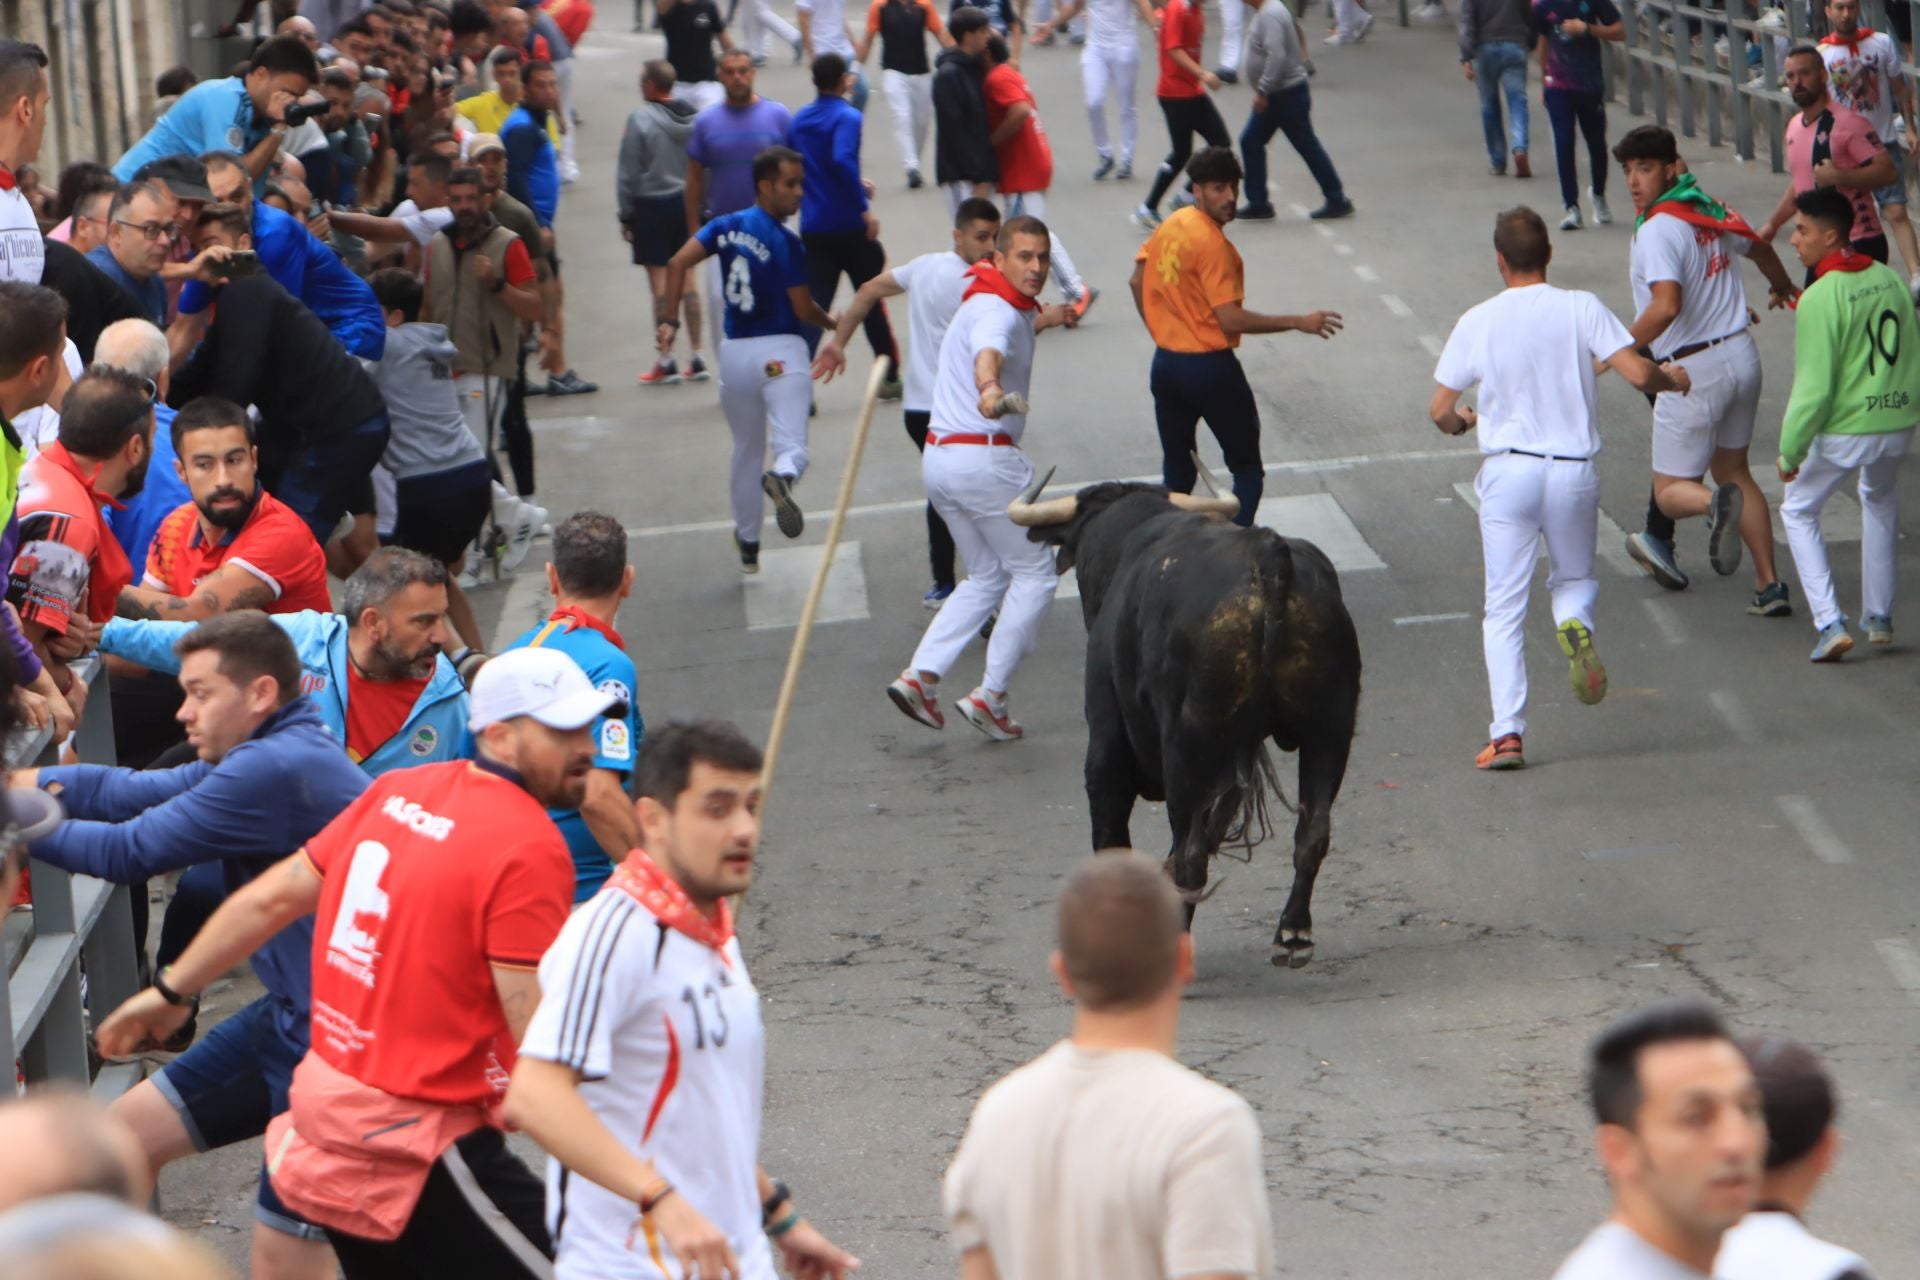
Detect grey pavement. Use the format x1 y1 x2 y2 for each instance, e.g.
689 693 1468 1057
156 6 1920 1275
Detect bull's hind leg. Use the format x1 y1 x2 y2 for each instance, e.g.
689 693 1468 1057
1085 731 1140 854
1272 728 1353 968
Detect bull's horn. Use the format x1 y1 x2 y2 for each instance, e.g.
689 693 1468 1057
1008 466 1080 525
1190 451 1227 499
1168 493 1242 517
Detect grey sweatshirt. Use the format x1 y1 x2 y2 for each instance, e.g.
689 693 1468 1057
1458 0 1534 60
1246 1 1310 95
371 322 486 480
617 98 700 213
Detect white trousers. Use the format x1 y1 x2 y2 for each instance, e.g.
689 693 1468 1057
1334 0 1366 36
1002 190 1085 301
703 255 728 364
1476 452 1600 739
682 80 727 113
454 372 507 451
1218 0 1246 71
882 69 933 174
554 57 579 175
719 334 813 542
1082 45 1139 164
743 0 800 56
1780 427 1913 629
910 443 1059 693
944 181 976 217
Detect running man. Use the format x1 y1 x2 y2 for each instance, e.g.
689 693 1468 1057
1430 206 1687 771
1136 0 1232 229
1776 187 1920 662
983 34 1098 315
887 214 1057 741
1818 0 1920 301
661 147 838 572
1614 125 1799 616
686 53 794 357
1033 0 1156 181
505 721 860 1280
1757 46 1898 273
859 0 954 188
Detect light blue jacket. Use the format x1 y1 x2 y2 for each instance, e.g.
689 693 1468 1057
99 610 471 776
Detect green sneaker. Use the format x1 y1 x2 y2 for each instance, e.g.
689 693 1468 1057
1557 619 1608 705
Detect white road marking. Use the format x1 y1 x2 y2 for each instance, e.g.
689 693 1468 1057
1313 223 1337 239
1381 294 1414 319
1419 334 1444 357
1333 242 1355 256
1874 938 1920 1002
1641 598 1686 645
742 542 870 632
1775 794 1854 865
1354 264 1381 283
1393 612 1473 626
1450 482 1637 574
1290 203 1312 219
1707 690 1758 741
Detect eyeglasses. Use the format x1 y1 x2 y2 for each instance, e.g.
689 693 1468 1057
114 219 177 242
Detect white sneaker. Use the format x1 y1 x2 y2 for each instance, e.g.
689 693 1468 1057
498 502 548 573
455 562 490 591
1131 204 1162 229
957 689 1024 741
887 671 945 729
1590 189 1612 224
1413 2 1446 19
1560 205 1584 230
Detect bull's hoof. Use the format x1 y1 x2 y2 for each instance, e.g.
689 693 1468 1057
1271 931 1314 968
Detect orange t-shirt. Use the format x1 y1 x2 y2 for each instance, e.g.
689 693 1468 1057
1134 206 1244 353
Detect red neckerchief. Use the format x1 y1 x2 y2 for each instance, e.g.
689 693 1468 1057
609 850 736 959
1644 199 1762 244
549 604 624 651
0 165 14 192
1813 247 1875 279
1820 24 1875 53
963 260 1039 312
37 442 134 622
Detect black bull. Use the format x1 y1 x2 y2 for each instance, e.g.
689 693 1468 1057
1018 481 1362 967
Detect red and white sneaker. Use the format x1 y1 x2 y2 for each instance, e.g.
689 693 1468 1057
957 689 1023 741
637 358 681 386
887 671 945 729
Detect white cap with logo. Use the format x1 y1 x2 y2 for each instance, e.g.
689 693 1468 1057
467 647 621 733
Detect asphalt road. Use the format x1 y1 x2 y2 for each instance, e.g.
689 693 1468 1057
155 6 1920 1275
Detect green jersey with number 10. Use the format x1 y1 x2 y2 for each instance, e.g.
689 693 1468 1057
1780 258 1920 470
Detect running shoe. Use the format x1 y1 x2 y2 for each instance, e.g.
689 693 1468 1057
1070 286 1099 321
763 471 804 538
1748 581 1793 617
1810 619 1853 662
980 610 997 640
455 560 491 591
1590 189 1612 224
1864 613 1894 644
546 369 600 396
957 688 1024 741
1513 149 1531 178
1357 10 1376 37
1132 204 1161 229
1237 203 1278 220
1706 482 1744 576
924 583 955 608
1557 618 1608 705
736 534 760 575
1560 205 1583 230
907 168 924 189
637 358 681 386
1475 733 1525 771
1116 162 1134 179
499 501 549 573
1093 155 1115 180
1625 531 1690 590
878 376 904 401
887 671 945 728
1309 197 1354 219
1214 67 1239 83
686 354 712 382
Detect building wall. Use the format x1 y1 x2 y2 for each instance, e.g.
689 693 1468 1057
3 0 181 177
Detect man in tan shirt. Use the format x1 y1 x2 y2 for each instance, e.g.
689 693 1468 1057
943 852 1274 1280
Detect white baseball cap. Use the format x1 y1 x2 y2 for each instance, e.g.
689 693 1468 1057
467 647 621 733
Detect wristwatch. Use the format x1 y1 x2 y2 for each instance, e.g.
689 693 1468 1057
153 966 199 1010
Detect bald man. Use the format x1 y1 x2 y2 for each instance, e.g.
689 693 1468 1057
0 1091 152 1213
944 853 1275 1280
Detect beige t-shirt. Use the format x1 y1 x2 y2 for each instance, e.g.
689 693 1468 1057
943 1042 1274 1280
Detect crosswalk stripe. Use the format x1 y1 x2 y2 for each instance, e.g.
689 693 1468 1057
743 542 870 632
1450 482 1638 576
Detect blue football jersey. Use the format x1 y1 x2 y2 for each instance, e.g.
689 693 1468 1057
696 205 809 340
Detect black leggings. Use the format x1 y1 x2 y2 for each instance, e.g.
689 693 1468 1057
803 230 900 375
904 410 957 588
1146 94 1232 212
496 343 537 498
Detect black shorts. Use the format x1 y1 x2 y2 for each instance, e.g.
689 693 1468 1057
629 193 688 268
391 461 491 565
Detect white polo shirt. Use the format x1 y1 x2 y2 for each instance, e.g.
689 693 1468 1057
797 0 858 58
1434 282 1635 459
1553 1223 1711 1280
520 884 774 1280
888 250 971 412
0 182 45 284
1085 0 1141 52
1718 1211 1876 1280
1629 213 1754 360
930 291 1036 442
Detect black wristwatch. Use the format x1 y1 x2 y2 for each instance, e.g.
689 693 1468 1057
153 966 199 1009
762 1179 792 1225
489 275 507 294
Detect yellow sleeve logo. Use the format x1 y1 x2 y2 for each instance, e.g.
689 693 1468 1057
1155 237 1183 289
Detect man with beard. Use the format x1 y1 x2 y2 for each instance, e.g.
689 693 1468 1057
95 646 603 1279
101 546 473 774
10 368 155 703
1757 46 1898 276
1552 1001 1766 1279
14 612 368 1280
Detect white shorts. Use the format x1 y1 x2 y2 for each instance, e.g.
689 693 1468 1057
1652 329 1761 478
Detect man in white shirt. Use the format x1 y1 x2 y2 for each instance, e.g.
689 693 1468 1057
505 720 858 1280
1034 0 1157 179
1430 206 1688 772
1614 125 1800 616
799 0 870 107
1819 0 1920 299
1552 1001 1766 1280
944 851 1274 1280
886 213 1056 742
0 41 50 288
1717 1036 1878 1280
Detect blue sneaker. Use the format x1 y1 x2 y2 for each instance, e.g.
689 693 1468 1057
1810 619 1853 663
1625 532 1689 591
1864 613 1894 645
923 583 954 609
1093 155 1115 181
1748 581 1792 617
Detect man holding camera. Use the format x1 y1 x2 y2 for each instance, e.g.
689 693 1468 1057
114 36 322 187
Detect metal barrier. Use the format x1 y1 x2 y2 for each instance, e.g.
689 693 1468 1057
1612 0 1920 171
0 660 141 1101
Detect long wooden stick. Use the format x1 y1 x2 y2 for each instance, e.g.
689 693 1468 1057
759 359 890 809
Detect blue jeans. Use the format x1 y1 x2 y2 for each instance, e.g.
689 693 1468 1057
1240 81 1345 209
1475 41 1530 169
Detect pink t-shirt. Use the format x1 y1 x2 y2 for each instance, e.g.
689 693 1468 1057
1786 102 1887 244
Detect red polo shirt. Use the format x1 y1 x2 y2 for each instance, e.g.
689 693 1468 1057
144 488 331 614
